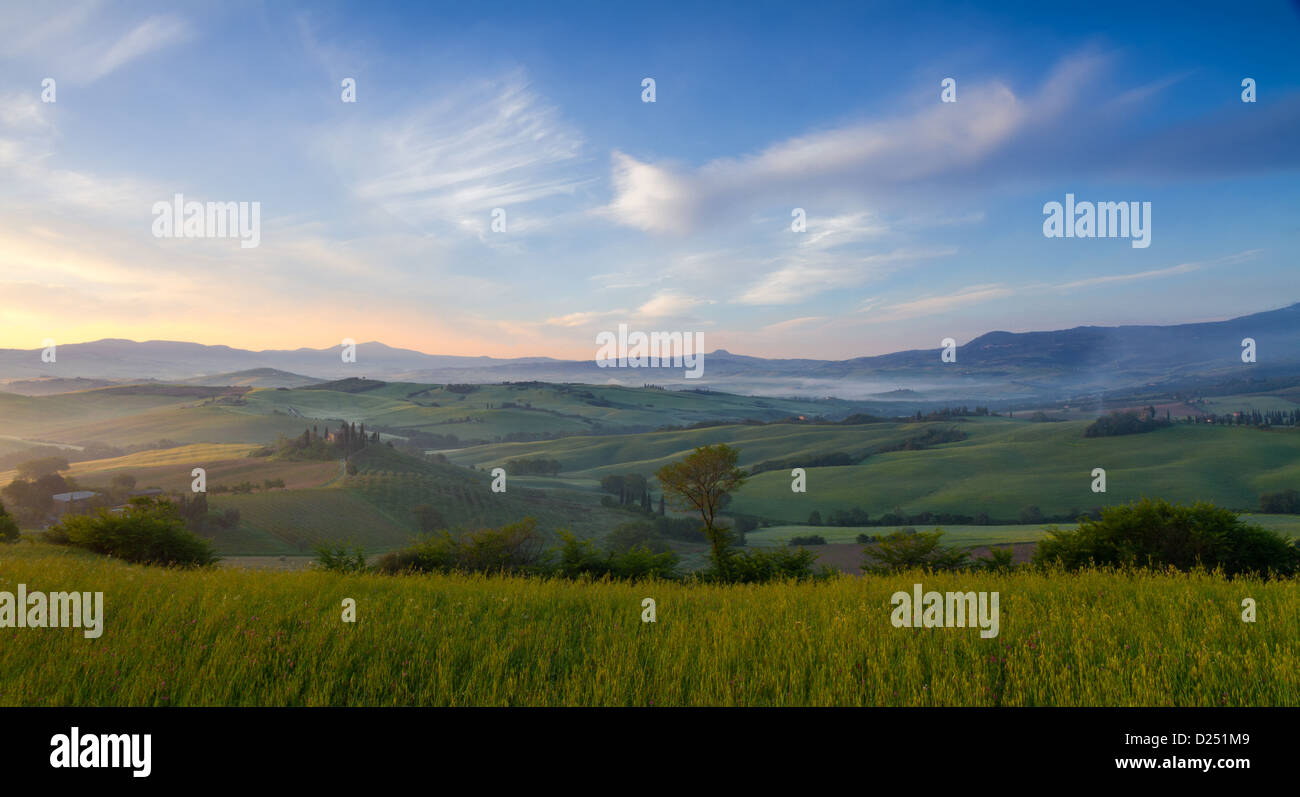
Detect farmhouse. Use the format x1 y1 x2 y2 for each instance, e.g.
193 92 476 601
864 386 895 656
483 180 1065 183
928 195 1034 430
51 491 100 515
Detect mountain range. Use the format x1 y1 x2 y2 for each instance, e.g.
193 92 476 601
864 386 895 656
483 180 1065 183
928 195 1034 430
3 303 1300 402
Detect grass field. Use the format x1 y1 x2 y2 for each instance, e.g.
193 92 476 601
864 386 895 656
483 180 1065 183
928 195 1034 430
0 443 265 487
1 543 1295 706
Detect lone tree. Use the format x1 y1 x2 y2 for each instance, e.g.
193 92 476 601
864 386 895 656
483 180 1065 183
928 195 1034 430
655 444 748 572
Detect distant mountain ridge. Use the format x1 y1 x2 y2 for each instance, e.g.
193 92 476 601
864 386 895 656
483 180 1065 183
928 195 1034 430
2 303 1299 400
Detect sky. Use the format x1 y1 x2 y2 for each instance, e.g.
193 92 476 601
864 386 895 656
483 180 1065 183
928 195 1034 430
1 0 1298 360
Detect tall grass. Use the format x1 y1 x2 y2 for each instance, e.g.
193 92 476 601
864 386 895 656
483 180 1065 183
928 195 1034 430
1 543 1295 706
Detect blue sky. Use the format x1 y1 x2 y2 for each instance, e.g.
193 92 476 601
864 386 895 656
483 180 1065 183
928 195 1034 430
1 0 1298 359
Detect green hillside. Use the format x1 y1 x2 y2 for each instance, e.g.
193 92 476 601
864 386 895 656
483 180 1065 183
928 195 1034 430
449 416 1300 522
0 381 872 450
192 445 637 556
446 420 932 476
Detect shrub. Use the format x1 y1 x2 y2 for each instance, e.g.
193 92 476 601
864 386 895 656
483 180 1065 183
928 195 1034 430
48 497 217 566
608 545 679 580
555 531 606 577
977 546 1018 572
1033 498 1300 577
701 546 833 584
314 544 368 573
861 529 970 574
605 521 671 554
555 531 678 580
788 534 826 546
375 518 544 575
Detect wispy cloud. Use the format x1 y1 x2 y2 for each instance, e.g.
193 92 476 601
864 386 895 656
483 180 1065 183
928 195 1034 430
320 71 591 236
760 316 828 334
1055 262 1201 290
87 15 191 81
637 292 712 318
0 3 191 84
737 246 957 305
861 283 1014 323
545 310 624 328
860 251 1263 323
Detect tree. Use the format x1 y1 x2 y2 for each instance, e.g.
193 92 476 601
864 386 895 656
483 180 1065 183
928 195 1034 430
599 474 626 498
1 474 68 521
16 456 70 479
0 500 19 543
110 473 137 492
654 444 748 573
624 473 648 506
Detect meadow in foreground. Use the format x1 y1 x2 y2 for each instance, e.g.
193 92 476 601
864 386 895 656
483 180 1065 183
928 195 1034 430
1 543 1296 707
